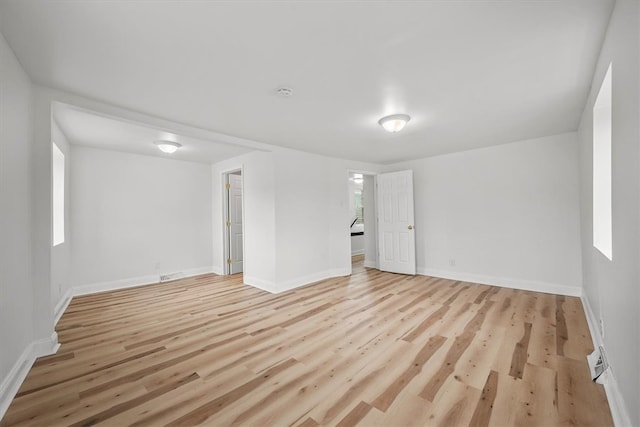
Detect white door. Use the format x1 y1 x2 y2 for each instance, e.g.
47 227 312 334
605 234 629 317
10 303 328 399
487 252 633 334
227 173 244 274
377 170 416 275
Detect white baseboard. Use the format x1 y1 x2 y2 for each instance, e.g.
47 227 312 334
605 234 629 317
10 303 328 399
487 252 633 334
417 268 582 297
581 294 603 348
53 288 74 326
243 275 276 293
273 268 350 294
603 373 633 427
211 265 224 275
71 266 216 297
52 266 217 326
180 266 217 279
73 273 160 296
33 332 61 357
363 260 378 269
3 267 218 422
581 295 632 427
0 332 59 421
351 250 364 256
245 268 350 294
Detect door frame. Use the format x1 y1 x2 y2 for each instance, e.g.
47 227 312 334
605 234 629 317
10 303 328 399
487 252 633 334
222 167 244 275
346 169 379 274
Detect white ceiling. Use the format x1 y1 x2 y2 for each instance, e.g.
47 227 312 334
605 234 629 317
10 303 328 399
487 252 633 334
0 1 613 164
53 104 254 164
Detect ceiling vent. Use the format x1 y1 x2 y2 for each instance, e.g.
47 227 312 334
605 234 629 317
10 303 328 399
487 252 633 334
276 87 294 98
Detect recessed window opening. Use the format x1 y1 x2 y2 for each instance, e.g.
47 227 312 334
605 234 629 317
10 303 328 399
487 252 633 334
52 142 65 246
593 63 612 260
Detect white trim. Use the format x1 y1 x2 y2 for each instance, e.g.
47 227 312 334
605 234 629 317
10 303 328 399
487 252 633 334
347 168 379 176
180 266 216 278
417 268 582 297
51 100 273 154
70 266 216 297
34 332 61 356
273 268 351 294
581 294 603 348
346 168 379 284
581 295 632 427
363 260 378 269
221 166 244 276
243 275 276 293
53 287 74 326
3 266 217 421
211 266 224 275
245 268 350 294
351 249 364 256
73 273 161 296
0 332 59 421
53 266 217 326
602 372 633 427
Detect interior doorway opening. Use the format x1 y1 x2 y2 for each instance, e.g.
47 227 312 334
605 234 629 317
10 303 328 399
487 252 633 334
223 169 244 275
348 171 377 271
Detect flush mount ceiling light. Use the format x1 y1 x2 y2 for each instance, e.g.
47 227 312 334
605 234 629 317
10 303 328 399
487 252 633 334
154 140 182 154
378 114 411 133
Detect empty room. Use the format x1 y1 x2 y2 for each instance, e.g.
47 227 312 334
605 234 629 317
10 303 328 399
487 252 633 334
0 1 638 426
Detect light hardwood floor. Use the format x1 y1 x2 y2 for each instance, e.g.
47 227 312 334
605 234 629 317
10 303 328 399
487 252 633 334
1 258 612 426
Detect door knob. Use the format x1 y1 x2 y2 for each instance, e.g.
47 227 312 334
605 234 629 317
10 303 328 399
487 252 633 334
408 225 413 230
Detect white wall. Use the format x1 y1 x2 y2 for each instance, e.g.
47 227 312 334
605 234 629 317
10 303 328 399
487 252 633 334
70 147 213 291
362 174 377 267
577 1 639 424
275 150 333 286
217 138 581 296
273 149 380 291
0 29 35 397
51 120 71 309
212 151 276 288
351 235 364 255
326 157 374 282
388 132 583 295
212 148 379 293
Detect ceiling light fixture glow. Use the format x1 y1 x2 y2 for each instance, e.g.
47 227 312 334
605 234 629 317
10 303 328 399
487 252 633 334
352 173 363 184
378 114 411 133
154 140 182 154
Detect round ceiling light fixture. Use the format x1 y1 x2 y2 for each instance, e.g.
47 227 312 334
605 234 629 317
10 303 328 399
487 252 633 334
154 140 182 154
378 114 411 133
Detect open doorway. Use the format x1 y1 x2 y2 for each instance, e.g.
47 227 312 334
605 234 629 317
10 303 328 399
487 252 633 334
348 171 377 271
223 169 244 275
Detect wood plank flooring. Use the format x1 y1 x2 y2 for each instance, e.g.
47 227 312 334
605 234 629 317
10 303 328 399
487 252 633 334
1 259 612 426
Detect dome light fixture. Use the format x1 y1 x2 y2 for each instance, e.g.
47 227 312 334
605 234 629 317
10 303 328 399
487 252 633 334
378 114 411 133
154 140 182 154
